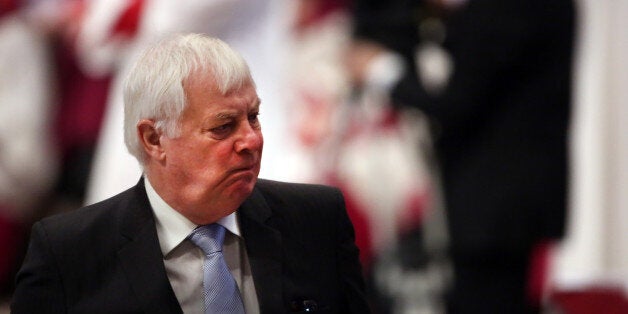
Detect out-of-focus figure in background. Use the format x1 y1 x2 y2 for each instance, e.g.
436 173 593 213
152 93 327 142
0 0 60 297
48 0 111 214
348 0 576 313
287 1 442 312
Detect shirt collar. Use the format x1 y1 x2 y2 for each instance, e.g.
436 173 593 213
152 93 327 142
144 177 241 256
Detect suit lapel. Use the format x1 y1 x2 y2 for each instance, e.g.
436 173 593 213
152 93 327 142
239 185 284 313
116 180 182 314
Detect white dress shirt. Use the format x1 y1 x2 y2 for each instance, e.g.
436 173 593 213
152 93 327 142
145 178 260 314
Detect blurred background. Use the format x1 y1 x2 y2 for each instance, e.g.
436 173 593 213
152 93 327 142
0 0 626 313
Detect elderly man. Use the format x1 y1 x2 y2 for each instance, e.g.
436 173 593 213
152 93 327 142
11 33 369 314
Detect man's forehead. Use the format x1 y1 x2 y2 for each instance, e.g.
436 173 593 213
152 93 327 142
210 97 261 117
226 95 260 109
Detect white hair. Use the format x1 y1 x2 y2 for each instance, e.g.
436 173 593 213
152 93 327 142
123 33 254 164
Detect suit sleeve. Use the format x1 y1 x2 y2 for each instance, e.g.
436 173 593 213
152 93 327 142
333 189 371 313
11 222 67 313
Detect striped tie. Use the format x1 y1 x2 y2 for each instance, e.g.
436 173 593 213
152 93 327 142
189 224 245 314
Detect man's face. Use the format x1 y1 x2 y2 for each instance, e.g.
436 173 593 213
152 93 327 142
157 73 263 224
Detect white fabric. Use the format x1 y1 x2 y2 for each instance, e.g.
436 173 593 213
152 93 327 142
74 0 131 77
0 15 57 219
551 0 628 293
364 51 406 94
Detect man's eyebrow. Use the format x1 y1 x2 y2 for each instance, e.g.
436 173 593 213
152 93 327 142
253 98 261 110
215 111 238 120
213 99 261 120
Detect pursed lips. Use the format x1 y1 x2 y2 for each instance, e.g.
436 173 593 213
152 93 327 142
231 161 260 173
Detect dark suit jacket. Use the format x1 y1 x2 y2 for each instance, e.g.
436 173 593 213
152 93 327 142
11 179 370 313
354 0 575 255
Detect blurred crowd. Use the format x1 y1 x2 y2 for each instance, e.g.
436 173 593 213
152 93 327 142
1 0 627 313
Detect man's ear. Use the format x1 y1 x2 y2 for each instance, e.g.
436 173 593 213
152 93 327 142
137 119 165 161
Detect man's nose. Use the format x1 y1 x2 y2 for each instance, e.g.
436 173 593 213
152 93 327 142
234 123 263 153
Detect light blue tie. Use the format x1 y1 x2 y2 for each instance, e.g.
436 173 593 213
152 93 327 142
189 224 245 314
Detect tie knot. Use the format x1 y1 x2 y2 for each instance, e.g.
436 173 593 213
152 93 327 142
189 224 226 255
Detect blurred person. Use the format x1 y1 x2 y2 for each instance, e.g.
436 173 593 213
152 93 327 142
286 0 435 266
287 3 443 314
285 0 377 263
285 0 352 183
11 33 369 314
17 0 114 216
43 0 112 214
78 0 296 205
349 0 576 313
0 0 58 295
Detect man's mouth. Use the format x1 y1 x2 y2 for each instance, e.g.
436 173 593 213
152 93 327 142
232 162 259 173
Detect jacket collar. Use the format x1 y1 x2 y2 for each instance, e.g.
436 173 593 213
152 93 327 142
117 179 183 313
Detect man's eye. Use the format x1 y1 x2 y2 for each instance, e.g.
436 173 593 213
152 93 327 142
211 124 232 135
249 112 260 125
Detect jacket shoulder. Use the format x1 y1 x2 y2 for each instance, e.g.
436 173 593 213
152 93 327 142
255 179 342 200
35 184 145 249
253 179 346 221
